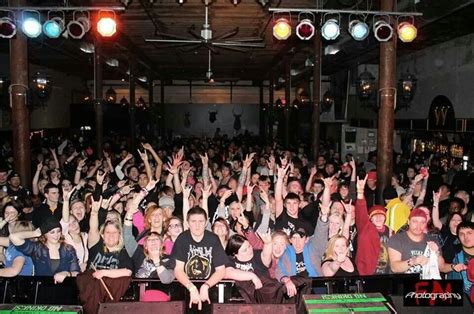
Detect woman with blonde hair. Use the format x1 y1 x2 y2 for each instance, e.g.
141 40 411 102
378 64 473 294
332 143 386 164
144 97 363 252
321 235 358 277
9 217 80 282
77 197 133 314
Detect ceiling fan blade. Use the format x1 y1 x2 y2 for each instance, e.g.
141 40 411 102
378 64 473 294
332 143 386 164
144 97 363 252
213 41 266 48
154 42 201 49
214 45 248 53
180 43 204 53
213 27 239 41
155 32 197 41
145 38 202 44
227 37 264 42
188 28 202 39
204 44 220 55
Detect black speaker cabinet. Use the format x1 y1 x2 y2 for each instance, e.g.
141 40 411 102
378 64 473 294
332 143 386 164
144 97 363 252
212 303 296 314
98 301 185 314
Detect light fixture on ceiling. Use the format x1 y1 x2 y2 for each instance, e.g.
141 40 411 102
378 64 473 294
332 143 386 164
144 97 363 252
257 0 269 6
321 14 340 41
296 12 315 40
97 11 117 37
230 0 241 5
105 58 119 67
348 17 369 41
356 66 376 101
138 76 147 83
373 16 393 42
21 11 42 38
105 86 117 104
67 11 90 39
176 0 186 3
121 0 133 6
43 11 65 39
273 17 291 40
398 16 417 43
79 42 94 53
0 12 16 39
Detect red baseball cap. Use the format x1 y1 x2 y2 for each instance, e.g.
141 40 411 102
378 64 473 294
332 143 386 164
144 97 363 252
367 171 377 181
409 208 428 220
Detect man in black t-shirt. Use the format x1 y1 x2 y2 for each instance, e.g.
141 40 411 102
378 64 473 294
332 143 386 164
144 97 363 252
172 206 227 310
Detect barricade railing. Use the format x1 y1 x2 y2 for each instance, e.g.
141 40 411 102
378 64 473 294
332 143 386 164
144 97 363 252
0 274 420 305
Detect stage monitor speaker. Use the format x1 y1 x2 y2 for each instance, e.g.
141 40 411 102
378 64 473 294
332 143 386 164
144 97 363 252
98 301 185 314
212 303 296 314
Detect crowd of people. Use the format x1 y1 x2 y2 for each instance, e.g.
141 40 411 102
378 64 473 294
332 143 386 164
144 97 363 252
0 135 473 313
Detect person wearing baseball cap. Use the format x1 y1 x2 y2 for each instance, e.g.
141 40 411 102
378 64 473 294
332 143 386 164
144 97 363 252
388 207 450 274
364 170 378 209
354 174 392 275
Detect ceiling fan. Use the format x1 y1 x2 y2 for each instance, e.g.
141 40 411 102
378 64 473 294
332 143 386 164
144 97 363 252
144 4 265 54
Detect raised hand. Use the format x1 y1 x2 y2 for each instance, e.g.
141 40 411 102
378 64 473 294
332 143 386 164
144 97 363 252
36 163 44 172
320 201 332 217
63 186 76 202
243 153 256 169
257 229 272 244
199 153 209 166
220 189 233 203
432 191 440 205
202 185 212 199
91 196 103 213
145 179 157 192
342 200 352 215
142 143 153 151
277 164 290 179
237 213 249 229
309 166 317 176
259 189 270 204
183 185 193 198
96 170 107 185
137 149 148 161
356 174 368 192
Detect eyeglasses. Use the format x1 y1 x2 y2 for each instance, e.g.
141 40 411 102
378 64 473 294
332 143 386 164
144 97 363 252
169 223 182 229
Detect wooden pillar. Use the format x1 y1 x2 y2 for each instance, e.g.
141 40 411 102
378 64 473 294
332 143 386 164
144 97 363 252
311 29 322 162
129 60 136 149
160 80 165 138
376 0 397 204
93 41 103 157
259 82 265 140
284 57 291 147
9 0 30 188
268 75 274 142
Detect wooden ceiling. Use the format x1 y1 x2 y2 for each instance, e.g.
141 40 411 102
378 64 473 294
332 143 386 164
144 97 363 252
3 0 474 83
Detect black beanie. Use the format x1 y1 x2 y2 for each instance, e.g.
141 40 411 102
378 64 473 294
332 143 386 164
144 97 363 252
40 216 62 235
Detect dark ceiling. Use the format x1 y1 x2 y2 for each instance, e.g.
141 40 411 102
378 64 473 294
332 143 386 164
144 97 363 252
2 0 474 83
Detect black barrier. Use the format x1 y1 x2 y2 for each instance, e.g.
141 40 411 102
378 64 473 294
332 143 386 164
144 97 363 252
0 274 431 305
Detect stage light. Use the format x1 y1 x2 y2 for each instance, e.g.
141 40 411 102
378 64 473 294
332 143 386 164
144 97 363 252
373 17 393 42
321 16 340 40
67 11 90 39
296 19 315 40
0 13 16 39
230 0 241 5
398 21 417 42
349 19 369 41
138 76 147 83
273 17 291 40
43 12 65 39
176 0 186 3
97 11 117 37
21 11 42 38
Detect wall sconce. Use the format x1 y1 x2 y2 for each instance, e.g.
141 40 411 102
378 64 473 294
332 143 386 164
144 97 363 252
32 72 52 99
321 90 334 113
398 70 417 108
356 67 376 101
105 86 117 104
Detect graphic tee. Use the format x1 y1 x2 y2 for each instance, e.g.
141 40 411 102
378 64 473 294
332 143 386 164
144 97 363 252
375 226 391 274
88 238 134 271
230 250 269 278
274 211 314 237
172 230 228 279
295 252 308 277
388 231 433 274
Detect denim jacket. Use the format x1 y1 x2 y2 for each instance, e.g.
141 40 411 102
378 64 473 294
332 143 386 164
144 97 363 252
16 239 80 276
